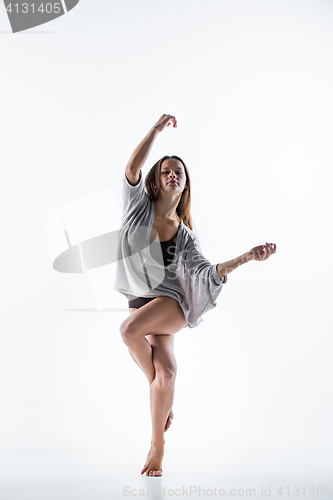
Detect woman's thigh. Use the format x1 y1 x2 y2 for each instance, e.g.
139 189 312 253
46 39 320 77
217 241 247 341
125 296 187 337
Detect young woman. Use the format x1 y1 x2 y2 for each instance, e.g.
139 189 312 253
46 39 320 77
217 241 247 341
114 114 277 477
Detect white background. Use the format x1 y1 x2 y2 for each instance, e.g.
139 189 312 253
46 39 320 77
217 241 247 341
1 0 332 498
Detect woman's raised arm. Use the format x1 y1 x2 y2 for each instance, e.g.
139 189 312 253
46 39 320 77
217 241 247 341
125 114 177 186
217 242 277 279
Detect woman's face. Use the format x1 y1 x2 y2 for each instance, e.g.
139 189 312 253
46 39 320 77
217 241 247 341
159 159 187 195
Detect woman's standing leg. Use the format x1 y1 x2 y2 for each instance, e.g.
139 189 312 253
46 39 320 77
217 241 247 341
127 309 174 432
120 296 187 476
140 333 177 476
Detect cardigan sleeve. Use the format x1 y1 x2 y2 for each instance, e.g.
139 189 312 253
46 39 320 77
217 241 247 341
180 234 225 326
121 170 146 223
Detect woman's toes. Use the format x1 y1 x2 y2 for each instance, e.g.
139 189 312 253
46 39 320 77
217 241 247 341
146 469 162 476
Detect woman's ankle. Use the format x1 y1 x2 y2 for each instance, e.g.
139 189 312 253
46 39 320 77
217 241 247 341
151 438 165 450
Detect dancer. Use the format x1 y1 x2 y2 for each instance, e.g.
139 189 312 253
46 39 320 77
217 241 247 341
114 114 277 476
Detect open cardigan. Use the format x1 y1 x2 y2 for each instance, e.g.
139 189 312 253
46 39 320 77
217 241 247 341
113 170 225 328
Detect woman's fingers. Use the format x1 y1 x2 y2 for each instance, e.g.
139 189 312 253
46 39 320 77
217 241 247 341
252 242 277 261
266 242 276 254
262 242 276 259
263 244 271 258
155 114 177 132
163 114 177 128
167 118 177 128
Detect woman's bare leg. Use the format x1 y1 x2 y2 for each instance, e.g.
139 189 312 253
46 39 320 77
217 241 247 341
126 308 156 384
121 306 155 383
141 333 177 476
120 297 187 476
128 308 174 432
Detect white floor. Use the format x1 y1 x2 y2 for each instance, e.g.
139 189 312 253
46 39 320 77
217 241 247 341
1 276 332 500
0 447 332 500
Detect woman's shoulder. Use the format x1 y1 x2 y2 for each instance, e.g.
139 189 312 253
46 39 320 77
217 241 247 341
180 223 201 247
122 170 150 201
121 170 151 223
123 169 143 190
181 223 195 238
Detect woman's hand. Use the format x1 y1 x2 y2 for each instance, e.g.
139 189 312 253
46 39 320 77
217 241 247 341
249 242 277 261
154 114 177 132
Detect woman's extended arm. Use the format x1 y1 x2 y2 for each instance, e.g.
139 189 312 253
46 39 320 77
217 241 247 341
125 114 177 186
217 242 277 279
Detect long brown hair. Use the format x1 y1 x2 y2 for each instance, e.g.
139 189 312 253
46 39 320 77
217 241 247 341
145 155 193 230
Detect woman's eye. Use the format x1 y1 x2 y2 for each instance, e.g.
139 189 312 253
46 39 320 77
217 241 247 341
162 171 182 174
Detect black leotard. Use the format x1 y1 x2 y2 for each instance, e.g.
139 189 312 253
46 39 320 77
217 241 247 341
128 233 177 309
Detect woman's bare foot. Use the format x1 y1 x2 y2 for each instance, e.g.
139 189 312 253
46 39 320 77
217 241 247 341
140 444 164 476
164 409 174 432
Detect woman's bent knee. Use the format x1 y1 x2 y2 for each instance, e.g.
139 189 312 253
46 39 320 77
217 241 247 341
120 319 137 345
